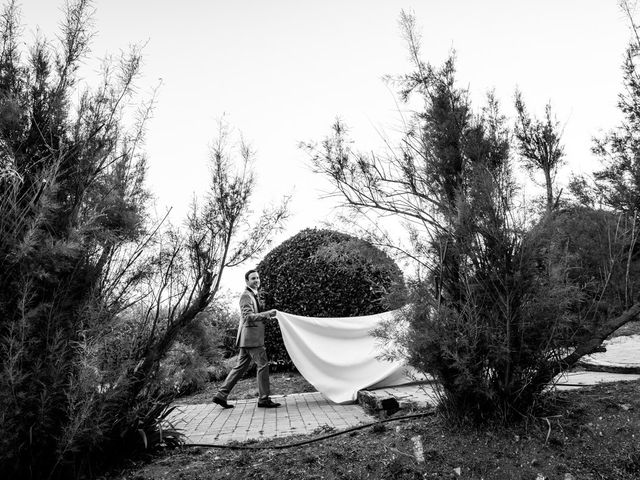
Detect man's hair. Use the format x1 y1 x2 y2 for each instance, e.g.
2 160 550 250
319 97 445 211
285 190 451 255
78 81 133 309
245 269 258 282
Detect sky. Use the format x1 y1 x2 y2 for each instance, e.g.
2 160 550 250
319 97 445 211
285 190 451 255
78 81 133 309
18 0 632 294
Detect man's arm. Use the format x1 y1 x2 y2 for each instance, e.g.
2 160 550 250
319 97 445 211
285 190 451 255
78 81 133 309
240 295 276 326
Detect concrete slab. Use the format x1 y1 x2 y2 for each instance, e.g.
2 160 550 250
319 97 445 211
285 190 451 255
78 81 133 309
553 370 640 390
580 334 640 373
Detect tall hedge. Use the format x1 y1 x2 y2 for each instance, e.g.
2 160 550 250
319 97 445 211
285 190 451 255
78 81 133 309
256 228 405 368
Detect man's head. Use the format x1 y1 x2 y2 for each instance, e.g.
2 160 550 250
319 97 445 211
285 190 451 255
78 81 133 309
245 269 260 290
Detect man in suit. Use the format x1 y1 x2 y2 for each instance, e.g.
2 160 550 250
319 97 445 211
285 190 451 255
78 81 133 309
212 269 281 409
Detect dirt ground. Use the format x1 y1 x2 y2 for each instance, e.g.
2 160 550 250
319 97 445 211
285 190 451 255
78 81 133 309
104 377 640 480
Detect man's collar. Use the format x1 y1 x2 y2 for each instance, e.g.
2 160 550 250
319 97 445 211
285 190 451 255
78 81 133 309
247 286 259 297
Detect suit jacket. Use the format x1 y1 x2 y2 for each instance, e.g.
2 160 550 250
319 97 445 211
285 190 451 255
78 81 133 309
236 288 269 347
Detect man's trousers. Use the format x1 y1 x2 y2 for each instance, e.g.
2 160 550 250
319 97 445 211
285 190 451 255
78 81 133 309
216 346 270 401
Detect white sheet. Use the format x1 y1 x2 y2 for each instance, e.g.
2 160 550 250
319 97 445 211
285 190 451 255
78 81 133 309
275 310 416 404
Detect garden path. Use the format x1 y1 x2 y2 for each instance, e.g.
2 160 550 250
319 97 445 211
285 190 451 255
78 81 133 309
167 336 640 446
166 391 376 445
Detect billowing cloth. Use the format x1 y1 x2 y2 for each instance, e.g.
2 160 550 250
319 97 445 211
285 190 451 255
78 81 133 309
275 310 415 404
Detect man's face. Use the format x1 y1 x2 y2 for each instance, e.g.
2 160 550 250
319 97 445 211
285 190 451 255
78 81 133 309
246 272 260 290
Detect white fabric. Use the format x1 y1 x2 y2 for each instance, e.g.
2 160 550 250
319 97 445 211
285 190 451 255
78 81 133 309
275 310 416 404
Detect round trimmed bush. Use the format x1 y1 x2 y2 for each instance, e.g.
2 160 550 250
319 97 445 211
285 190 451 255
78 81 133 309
534 206 640 339
256 228 405 368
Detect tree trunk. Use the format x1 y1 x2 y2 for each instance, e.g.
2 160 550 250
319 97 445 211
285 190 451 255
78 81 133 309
530 300 640 391
544 167 554 214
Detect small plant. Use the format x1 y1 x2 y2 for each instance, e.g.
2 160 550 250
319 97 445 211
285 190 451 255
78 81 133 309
160 302 241 395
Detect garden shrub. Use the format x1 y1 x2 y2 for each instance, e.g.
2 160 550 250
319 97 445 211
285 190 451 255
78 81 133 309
160 304 241 393
159 342 209 395
534 206 640 338
404 206 639 424
257 228 405 368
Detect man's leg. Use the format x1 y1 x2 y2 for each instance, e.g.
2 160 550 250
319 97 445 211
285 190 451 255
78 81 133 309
215 348 251 402
247 346 271 401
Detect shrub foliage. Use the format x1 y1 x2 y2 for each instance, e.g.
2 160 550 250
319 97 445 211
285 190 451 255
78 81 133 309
257 228 405 367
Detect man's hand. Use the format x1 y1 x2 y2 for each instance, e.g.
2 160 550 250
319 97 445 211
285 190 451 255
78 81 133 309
265 309 277 318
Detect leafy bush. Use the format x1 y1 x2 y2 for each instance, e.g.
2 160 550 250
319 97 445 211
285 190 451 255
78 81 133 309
535 207 640 338
402 205 639 424
257 228 405 368
187 302 240 362
159 304 240 393
159 342 210 395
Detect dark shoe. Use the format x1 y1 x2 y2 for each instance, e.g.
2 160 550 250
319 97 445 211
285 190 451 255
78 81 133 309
213 396 234 409
257 399 281 408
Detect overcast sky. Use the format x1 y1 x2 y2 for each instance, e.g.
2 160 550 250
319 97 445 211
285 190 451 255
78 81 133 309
19 0 632 293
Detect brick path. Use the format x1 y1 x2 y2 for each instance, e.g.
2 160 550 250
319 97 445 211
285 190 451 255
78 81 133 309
167 372 640 445
167 392 374 445
168 336 640 446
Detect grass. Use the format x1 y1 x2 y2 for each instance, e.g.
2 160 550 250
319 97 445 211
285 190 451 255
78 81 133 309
104 374 640 480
